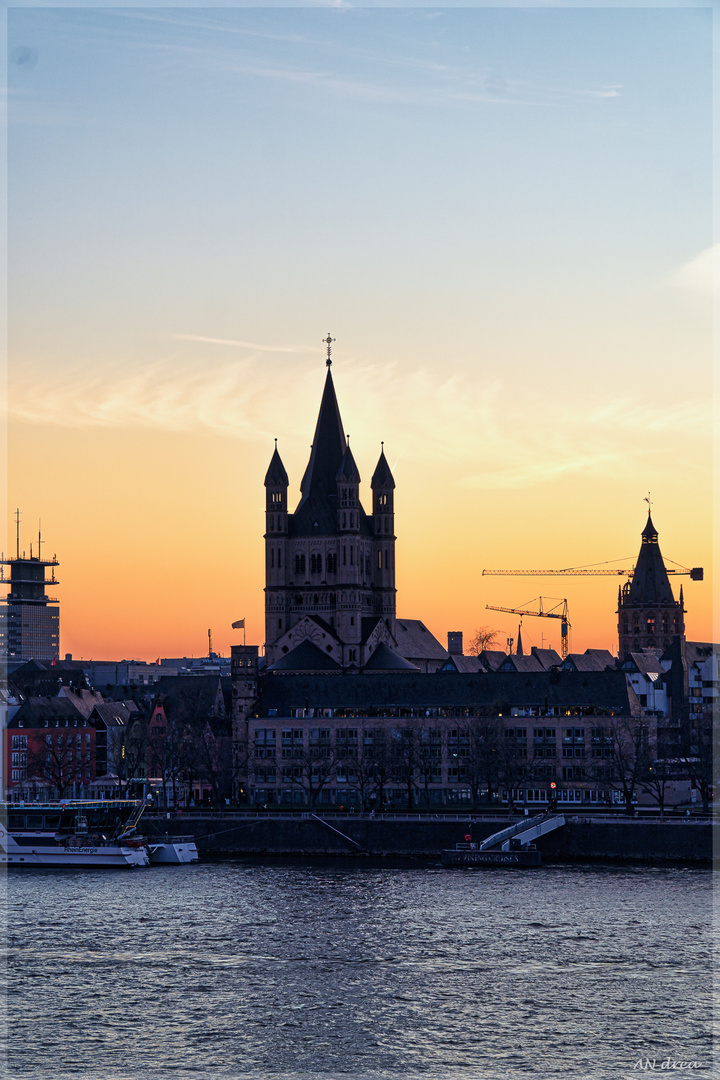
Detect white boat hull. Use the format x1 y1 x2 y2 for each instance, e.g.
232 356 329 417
147 840 199 864
0 830 149 868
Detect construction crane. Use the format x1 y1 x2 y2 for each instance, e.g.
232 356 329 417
486 597 570 660
482 560 703 579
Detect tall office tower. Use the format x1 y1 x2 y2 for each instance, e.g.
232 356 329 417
0 512 60 669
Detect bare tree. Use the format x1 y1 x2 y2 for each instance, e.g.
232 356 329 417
27 733 76 799
468 627 500 656
677 707 716 812
192 721 234 805
347 733 381 811
639 758 675 817
295 733 337 806
390 726 418 809
608 715 653 814
415 727 443 808
365 727 394 808
464 717 503 808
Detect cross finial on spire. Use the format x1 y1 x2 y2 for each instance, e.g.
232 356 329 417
323 333 335 366
644 491 652 514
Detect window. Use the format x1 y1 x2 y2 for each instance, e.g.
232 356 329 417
326 553 337 574
311 554 322 574
294 553 306 574
255 729 276 746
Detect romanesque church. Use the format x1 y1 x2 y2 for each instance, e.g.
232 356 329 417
263 348 445 672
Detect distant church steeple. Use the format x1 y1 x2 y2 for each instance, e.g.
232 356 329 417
617 508 684 656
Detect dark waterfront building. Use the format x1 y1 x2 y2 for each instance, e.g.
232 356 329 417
231 664 655 809
0 518 60 670
616 513 688 656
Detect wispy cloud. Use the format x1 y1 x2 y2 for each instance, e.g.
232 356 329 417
9 345 710 492
672 244 718 297
166 334 317 354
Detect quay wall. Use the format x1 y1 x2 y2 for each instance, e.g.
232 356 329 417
143 814 714 864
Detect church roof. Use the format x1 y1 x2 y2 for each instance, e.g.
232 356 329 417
498 654 545 673
478 650 508 672
264 447 289 487
255 669 635 715
625 512 676 606
267 639 342 673
363 643 418 671
371 449 395 490
562 652 613 673
394 619 449 661
530 648 563 670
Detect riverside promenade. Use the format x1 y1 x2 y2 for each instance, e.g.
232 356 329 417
143 810 714 863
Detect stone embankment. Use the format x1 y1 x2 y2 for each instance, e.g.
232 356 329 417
143 811 714 864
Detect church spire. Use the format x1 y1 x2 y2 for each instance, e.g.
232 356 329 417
294 350 347 533
626 510 674 604
617 506 684 655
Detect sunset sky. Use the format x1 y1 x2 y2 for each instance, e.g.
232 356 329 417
6 3 714 661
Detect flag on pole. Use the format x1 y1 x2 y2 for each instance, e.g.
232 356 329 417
232 619 245 629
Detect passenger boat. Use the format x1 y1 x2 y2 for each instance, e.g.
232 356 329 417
0 800 151 868
146 835 199 864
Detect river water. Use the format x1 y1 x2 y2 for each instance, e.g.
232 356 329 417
3 860 715 1080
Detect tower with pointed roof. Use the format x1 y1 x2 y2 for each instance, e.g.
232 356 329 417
264 345 396 667
617 512 685 656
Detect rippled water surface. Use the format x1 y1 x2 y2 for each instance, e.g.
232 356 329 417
4 860 715 1079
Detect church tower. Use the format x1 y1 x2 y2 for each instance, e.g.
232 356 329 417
264 339 396 667
617 511 685 656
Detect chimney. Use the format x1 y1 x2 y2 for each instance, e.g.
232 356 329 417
447 631 463 656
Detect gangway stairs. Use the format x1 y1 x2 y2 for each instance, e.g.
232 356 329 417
441 812 566 868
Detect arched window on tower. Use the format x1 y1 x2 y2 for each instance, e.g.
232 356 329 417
295 554 306 575
311 554 322 574
646 616 655 635
326 553 337 574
